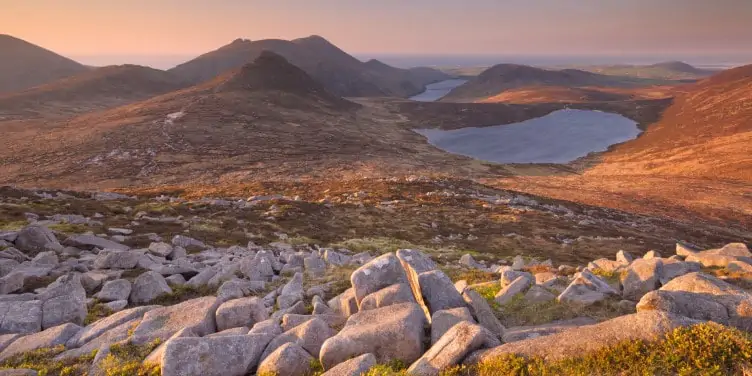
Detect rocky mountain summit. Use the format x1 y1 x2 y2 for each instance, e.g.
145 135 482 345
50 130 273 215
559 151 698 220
0 184 749 375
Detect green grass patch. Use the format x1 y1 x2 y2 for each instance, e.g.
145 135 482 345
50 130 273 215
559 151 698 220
146 284 216 306
0 345 96 376
443 268 498 285
0 220 28 231
85 302 114 325
48 223 93 234
97 340 162 376
462 323 752 375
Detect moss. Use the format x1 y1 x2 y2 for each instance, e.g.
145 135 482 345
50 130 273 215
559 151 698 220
98 340 162 376
443 268 497 285
47 223 93 234
0 345 96 376
0 220 28 231
85 302 114 325
146 284 215 306
363 360 408 376
464 323 752 376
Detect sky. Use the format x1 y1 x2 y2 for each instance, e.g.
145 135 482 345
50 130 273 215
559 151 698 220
2 0 752 68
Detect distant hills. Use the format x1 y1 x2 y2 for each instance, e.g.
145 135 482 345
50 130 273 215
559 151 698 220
0 64 189 118
441 64 634 102
0 34 88 93
168 35 449 97
576 61 716 80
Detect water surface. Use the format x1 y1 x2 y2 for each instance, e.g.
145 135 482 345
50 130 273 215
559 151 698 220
410 79 467 102
414 109 641 164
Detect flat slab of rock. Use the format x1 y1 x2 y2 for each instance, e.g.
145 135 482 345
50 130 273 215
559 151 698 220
161 334 272 376
63 235 128 251
502 317 597 343
320 302 426 369
685 243 752 268
431 307 475 345
261 317 334 361
558 269 619 306
495 275 532 305
465 311 698 364
94 279 132 302
93 250 144 269
67 306 156 348
131 297 219 344
0 323 81 361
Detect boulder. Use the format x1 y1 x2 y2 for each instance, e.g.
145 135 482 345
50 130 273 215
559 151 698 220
397 249 465 318
63 235 128 251
557 269 619 305
637 272 752 330
616 250 634 265
321 353 376 376
0 301 42 334
360 283 416 311
431 307 475 345
143 327 198 365
130 297 220 344
67 306 156 348
621 258 663 301
30 252 58 266
328 288 359 318
94 279 131 302
534 272 557 285
148 242 173 257
643 250 661 259
324 250 351 266
171 235 206 251
587 259 624 273
161 334 273 376
257 343 314 376
351 253 408 304
495 275 532 305
502 317 597 343
93 249 144 269
461 289 505 339
249 319 283 337
320 303 426 369
523 285 557 304
39 273 87 329
0 323 81 361
215 297 268 332
465 311 698 364
0 334 21 353
261 317 334 361
685 243 752 268
0 370 37 376
660 258 700 284
129 271 172 304
239 257 274 281
499 268 532 287
14 226 59 255
407 322 488 376
459 254 485 270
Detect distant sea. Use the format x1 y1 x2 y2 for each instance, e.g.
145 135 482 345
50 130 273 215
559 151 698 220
71 53 752 71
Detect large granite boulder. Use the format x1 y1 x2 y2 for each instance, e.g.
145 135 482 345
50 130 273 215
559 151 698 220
161 334 273 376
14 226 59 256
129 271 172 304
558 269 619 305
130 297 220 344
360 283 416 311
320 303 426 369
407 321 488 376
215 297 268 332
257 343 314 376
38 273 87 329
621 258 663 301
351 253 409 304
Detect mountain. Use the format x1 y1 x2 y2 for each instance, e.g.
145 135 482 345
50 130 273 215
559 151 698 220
0 65 189 118
441 64 632 102
591 64 752 181
168 35 449 97
0 34 88 93
0 52 472 189
501 64 752 224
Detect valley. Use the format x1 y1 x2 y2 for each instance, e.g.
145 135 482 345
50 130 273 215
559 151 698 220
0 16 750 375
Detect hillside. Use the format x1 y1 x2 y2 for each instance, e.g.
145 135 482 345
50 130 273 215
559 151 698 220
580 61 716 80
441 64 638 102
168 35 449 97
0 52 477 189
0 34 88 93
500 65 752 225
0 65 189 119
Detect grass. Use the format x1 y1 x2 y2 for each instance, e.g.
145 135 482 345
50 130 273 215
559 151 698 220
459 323 752 375
47 223 94 234
471 284 628 327
0 220 28 231
96 340 162 376
0 345 96 376
331 237 422 254
85 302 114 325
146 284 215 306
443 268 498 285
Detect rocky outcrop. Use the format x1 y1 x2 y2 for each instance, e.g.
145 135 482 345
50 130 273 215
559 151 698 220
161 334 272 376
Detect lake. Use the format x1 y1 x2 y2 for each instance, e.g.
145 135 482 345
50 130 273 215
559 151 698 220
414 109 641 164
410 79 467 102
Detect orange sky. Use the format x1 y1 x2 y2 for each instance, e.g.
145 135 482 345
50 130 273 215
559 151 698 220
2 0 751 56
